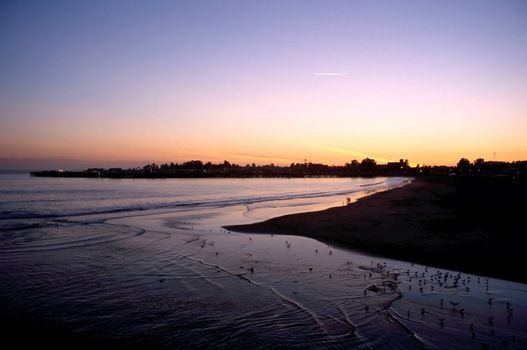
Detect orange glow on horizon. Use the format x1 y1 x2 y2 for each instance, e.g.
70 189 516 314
2 131 524 168
1 2 526 169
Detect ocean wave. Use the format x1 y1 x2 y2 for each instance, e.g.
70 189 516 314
0 178 405 222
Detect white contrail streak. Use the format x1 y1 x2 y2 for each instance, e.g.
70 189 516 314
313 72 348 76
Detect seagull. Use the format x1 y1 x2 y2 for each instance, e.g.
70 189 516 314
450 301 460 310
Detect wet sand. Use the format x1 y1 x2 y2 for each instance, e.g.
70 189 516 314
2 175 526 349
226 177 527 284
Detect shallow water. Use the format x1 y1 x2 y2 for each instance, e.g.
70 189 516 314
0 174 525 349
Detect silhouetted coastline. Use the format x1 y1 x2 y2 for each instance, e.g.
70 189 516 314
30 158 527 179
29 158 527 282
28 157 527 281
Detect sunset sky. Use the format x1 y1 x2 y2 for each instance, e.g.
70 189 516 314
1 0 526 167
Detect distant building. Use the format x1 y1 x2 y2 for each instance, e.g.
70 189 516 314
386 159 409 171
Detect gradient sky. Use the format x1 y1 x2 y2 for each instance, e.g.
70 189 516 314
1 0 526 167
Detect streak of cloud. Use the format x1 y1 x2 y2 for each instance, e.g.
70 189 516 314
231 152 298 165
310 144 393 164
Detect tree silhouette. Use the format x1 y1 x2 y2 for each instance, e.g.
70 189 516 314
457 158 471 174
360 158 377 168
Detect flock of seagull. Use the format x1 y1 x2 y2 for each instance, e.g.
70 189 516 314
206 228 522 347
369 260 520 347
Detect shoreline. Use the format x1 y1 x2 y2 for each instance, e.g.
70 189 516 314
226 176 527 284
29 170 403 179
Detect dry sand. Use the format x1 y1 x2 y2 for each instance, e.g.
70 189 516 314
226 176 527 283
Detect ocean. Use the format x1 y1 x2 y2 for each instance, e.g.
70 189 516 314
0 174 525 349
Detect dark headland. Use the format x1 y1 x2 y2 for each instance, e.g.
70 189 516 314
29 158 527 178
226 176 527 284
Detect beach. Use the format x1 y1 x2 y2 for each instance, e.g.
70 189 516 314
226 176 527 284
1 174 526 349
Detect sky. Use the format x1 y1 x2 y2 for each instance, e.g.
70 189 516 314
1 0 526 168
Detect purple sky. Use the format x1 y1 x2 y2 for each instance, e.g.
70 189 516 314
1 0 526 167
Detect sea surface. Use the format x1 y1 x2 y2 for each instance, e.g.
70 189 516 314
0 174 525 349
